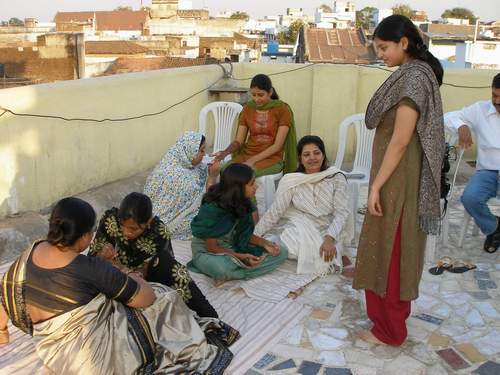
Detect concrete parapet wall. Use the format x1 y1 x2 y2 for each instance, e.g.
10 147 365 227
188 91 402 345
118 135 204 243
0 62 497 219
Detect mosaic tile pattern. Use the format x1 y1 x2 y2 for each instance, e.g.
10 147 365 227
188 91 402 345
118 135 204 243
247 184 500 374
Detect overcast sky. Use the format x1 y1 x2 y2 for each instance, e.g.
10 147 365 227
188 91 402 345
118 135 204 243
3 0 500 23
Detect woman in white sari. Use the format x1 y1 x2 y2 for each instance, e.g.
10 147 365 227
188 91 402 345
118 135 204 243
255 135 352 276
0 197 238 374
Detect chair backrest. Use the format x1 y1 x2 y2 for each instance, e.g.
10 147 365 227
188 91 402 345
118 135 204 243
444 124 463 200
334 113 375 176
198 101 243 153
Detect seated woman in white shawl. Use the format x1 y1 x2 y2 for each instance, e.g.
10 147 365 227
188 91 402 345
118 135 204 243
254 135 351 276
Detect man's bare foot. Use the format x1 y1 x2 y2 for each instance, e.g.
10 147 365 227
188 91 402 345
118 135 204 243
357 329 386 345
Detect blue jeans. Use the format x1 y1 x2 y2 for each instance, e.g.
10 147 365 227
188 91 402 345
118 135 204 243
461 170 499 235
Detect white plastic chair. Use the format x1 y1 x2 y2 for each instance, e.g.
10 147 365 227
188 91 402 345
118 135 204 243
439 124 500 248
423 128 464 262
198 101 282 213
334 113 376 240
440 128 463 246
198 101 243 163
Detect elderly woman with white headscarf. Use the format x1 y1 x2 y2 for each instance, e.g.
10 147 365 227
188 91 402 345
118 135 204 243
144 131 220 240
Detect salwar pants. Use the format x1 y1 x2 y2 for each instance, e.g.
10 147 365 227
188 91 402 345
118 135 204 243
365 217 411 346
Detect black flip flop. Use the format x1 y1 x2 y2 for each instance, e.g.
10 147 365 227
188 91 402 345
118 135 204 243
447 260 477 273
429 257 452 275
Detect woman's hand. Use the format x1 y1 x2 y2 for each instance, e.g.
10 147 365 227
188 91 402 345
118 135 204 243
210 151 226 162
208 159 221 178
97 243 117 261
263 240 280 256
244 159 255 168
237 253 264 267
320 236 337 262
367 187 383 216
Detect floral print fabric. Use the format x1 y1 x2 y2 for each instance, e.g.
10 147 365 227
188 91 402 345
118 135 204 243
144 131 207 240
89 208 192 304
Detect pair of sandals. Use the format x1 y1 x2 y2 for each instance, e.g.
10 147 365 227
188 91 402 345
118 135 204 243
429 256 477 275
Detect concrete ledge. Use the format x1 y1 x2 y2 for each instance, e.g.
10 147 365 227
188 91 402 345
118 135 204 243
0 170 149 263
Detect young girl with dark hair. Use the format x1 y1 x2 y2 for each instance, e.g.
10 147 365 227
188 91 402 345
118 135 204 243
90 192 218 318
213 74 298 177
188 163 288 281
352 15 445 346
255 136 351 276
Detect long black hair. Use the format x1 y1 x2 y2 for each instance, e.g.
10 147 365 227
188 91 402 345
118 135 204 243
296 135 329 173
493 73 500 89
374 15 443 86
118 192 152 225
203 163 254 218
250 74 279 99
47 197 96 247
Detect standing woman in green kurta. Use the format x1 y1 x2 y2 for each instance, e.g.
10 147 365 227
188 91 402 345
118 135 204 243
352 15 445 346
188 163 288 281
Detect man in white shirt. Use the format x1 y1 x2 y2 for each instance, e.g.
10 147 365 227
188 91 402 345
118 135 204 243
444 73 500 253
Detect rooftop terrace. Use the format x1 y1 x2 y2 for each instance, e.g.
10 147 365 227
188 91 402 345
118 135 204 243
0 63 499 374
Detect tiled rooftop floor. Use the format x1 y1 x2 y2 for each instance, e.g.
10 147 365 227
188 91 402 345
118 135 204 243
245 185 500 374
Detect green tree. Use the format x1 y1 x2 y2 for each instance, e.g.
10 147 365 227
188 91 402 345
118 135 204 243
356 6 376 29
392 3 413 18
441 7 477 24
230 11 250 21
115 6 133 11
277 31 288 45
288 19 306 44
1 21 8 26
8 17 24 26
277 19 306 44
320 4 333 13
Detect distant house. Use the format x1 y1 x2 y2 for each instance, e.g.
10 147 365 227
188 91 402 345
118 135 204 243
85 41 150 57
420 24 476 68
199 33 263 62
54 10 149 38
298 28 376 64
420 23 500 69
101 56 218 76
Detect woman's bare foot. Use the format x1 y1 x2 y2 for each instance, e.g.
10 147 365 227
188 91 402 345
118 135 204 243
0 327 9 345
357 329 386 345
213 280 226 288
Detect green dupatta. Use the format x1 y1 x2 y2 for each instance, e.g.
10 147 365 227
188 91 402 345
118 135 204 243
191 203 264 256
238 99 298 174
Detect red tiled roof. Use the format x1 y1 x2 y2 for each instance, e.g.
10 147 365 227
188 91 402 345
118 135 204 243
54 10 148 31
305 28 376 64
102 56 218 75
85 41 150 55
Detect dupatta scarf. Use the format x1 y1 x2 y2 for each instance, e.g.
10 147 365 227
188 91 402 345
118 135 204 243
365 59 445 235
